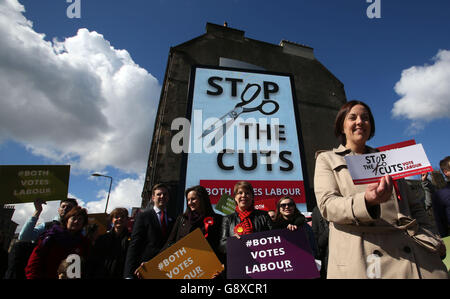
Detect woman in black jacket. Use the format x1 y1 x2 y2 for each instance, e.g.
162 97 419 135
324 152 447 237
86 208 130 279
220 181 272 254
162 185 224 263
272 196 318 258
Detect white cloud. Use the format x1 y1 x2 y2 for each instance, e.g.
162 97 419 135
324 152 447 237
11 175 144 233
85 174 144 214
11 197 72 235
392 49 450 131
2 0 155 233
0 0 161 174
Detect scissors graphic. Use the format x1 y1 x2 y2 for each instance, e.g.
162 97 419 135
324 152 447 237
372 158 387 176
200 83 279 146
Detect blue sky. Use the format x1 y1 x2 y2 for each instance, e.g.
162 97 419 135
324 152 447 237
1 0 449 232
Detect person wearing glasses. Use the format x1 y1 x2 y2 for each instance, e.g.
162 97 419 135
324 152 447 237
272 196 318 258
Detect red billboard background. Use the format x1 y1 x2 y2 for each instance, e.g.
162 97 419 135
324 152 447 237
200 180 305 207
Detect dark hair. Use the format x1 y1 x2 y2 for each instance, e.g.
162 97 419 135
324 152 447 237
274 196 301 222
440 156 450 172
151 183 169 196
62 206 88 229
109 207 129 223
184 185 215 217
60 197 78 207
334 100 375 145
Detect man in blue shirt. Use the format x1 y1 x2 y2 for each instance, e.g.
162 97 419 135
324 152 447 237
432 156 450 237
18 197 78 242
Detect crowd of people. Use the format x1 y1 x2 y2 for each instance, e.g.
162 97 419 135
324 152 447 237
1 100 449 279
1 181 322 279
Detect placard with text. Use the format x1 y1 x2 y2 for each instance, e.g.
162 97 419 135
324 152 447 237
226 228 319 279
345 144 432 184
0 165 70 204
138 228 223 279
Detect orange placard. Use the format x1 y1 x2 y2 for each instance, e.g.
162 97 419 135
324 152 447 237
138 228 223 279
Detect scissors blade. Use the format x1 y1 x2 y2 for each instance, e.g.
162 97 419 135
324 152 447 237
200 107 242 138
207 117 235 147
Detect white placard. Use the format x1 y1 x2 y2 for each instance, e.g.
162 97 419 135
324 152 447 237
345 144 433 184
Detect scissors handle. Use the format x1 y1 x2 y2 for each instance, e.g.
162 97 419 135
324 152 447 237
242 99 279 115
236 83 261 107
237 83 279 115
256 99 279 115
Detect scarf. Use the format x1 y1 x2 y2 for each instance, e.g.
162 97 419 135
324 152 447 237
234 206 254 236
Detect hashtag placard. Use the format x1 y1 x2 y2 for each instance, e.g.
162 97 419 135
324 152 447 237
137 228 223 279
0 165 70 204
226 228 319 279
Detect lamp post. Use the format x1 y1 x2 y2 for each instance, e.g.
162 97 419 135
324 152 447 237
91 173 113 213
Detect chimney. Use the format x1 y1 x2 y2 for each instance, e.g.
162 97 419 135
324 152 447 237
206 22 244 41
279 40 315 60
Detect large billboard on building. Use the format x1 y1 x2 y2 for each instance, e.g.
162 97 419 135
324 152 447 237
175 66 310 210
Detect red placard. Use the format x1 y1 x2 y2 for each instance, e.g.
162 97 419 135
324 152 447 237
254 198 278 212
376 139 416 152
200 180 305 205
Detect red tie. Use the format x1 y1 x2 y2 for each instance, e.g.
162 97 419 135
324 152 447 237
160 210 167 236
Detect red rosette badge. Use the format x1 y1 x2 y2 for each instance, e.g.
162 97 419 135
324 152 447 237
234 223 245 236
203 216 214 238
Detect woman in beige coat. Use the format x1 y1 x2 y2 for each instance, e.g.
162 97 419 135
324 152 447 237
314 100 448 279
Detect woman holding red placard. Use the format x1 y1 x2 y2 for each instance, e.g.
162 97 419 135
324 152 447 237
314 100 447 278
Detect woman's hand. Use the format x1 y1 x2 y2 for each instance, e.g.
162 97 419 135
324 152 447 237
32 198 46 217
134 262 146 279
364 174 393 207
287 224 298 231
211 264 225 279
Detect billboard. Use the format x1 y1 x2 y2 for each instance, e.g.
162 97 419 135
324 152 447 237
176 66 309 210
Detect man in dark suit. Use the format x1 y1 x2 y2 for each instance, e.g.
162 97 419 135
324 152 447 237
123 183 174 278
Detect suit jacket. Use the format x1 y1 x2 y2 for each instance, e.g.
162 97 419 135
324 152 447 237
123 207 174 278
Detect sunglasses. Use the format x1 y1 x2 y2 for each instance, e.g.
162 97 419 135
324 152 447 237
280 202 295 209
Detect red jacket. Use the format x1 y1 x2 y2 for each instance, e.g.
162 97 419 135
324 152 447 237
25 226 90 279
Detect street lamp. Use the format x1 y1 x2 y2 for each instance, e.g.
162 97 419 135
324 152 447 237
91 173 113 213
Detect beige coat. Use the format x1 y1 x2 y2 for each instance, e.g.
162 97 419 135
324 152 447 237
314 145 448 279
